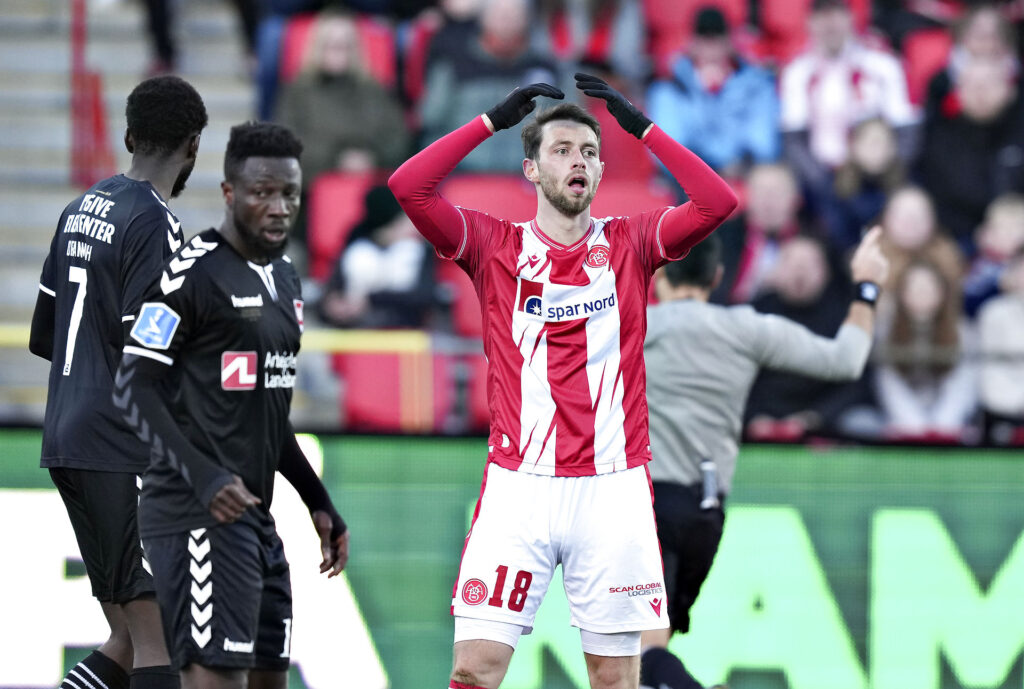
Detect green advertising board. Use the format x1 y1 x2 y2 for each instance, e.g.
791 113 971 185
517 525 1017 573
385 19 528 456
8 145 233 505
2 430 1023 689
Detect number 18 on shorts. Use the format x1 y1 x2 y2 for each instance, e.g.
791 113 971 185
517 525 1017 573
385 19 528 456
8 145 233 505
452 464 669 634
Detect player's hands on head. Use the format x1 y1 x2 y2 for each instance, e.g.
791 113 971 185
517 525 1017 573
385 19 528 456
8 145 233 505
574 72 652 140
850 225 889 286
485 83 565 132
209 475 261 523
313 509 349 577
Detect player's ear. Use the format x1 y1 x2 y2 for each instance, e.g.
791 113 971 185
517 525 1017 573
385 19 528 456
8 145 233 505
523 157 538 183
124 130 135 154
186 133 201 160
221 180 233 203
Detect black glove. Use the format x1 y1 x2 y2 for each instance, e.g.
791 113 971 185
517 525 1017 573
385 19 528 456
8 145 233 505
485 83 565 131
575 72 652 140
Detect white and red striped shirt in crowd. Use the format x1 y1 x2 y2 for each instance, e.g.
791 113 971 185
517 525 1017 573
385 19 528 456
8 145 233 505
390 116 737 477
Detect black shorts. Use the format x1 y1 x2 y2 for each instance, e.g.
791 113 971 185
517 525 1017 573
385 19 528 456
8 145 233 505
144 522 293 672
49 467 154 604
652 481 725 634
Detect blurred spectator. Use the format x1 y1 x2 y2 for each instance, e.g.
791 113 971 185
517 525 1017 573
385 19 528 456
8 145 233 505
821 117 906 253
964 191 1024 315
745 235 870 438
276 10 411 182
977 248 1024 443
877 185 964 301
144 0 262 76
874 0 963 50
924 4 1020 118
255 0 327 121
779 0 918 204
915 54 1024 252
646 5 779 179
423 0 485 65
317 185 438 328
712 163 806 304
418 0 563 172
536 0 648 85
873 259 978 439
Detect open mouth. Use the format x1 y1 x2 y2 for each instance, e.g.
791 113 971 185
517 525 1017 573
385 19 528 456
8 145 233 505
568 176 587 194
263 227 287 242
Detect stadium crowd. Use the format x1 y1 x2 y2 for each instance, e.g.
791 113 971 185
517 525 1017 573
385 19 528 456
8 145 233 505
150 0 1024 444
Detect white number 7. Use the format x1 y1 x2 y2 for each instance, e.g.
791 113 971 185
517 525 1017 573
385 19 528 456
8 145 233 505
63 266 88 376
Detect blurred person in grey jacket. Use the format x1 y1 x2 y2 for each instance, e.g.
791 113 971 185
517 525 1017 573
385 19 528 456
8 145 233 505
638 226 889 689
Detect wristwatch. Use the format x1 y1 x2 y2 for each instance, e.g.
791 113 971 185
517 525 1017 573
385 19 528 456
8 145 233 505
854 281 880 306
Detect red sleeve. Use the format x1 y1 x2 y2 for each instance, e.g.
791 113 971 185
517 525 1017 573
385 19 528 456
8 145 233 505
388 116 493 259
642 125 738 262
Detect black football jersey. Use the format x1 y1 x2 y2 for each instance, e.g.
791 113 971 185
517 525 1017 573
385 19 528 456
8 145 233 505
124 229 304 536
38 175 184 471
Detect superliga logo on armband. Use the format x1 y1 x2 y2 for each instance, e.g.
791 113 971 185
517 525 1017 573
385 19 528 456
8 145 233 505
130 303 181 350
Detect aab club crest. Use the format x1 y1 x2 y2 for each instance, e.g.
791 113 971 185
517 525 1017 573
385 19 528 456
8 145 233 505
461 578 488 606
585 244 610 269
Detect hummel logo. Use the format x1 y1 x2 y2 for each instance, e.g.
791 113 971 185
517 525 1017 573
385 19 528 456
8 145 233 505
649 597 663 616
231 294 264 308
224 637 255 653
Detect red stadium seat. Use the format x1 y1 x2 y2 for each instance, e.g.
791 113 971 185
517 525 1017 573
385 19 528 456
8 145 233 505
280 13 317 83
356 15 397 89
307 171 377 282
442 174 538 222
437 260 483 338
332 350 450 432
279 12 396 88
902 27 953 104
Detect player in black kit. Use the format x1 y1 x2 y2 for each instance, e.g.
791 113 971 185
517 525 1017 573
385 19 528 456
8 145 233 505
112 122 349 689
29 76 208 689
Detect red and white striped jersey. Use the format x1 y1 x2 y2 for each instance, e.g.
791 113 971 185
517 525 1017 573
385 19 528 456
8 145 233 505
449 207 674 477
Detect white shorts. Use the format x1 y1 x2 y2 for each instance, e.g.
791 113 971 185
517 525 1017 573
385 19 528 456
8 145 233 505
452 463 668 634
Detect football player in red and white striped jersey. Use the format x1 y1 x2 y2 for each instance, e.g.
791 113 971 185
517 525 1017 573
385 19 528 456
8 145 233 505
390 73 737 689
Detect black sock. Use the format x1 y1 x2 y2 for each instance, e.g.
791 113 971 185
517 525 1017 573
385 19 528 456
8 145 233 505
640 647 704 689
129 665 180 689
60 651 129 689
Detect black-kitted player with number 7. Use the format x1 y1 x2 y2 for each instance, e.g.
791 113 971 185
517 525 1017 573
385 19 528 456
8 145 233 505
29 76 207 689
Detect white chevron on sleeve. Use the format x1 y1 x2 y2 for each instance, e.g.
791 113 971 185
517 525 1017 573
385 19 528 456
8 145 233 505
160 272 185 295
166 213 182 252
169 256 196 273
190 236 219 251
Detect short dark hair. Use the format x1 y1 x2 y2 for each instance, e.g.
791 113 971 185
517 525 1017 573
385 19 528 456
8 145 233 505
521 103 601 161
662 234 721 289
694 6 728 37
223 122 304 182
125 76 208 156
811 0 848 12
